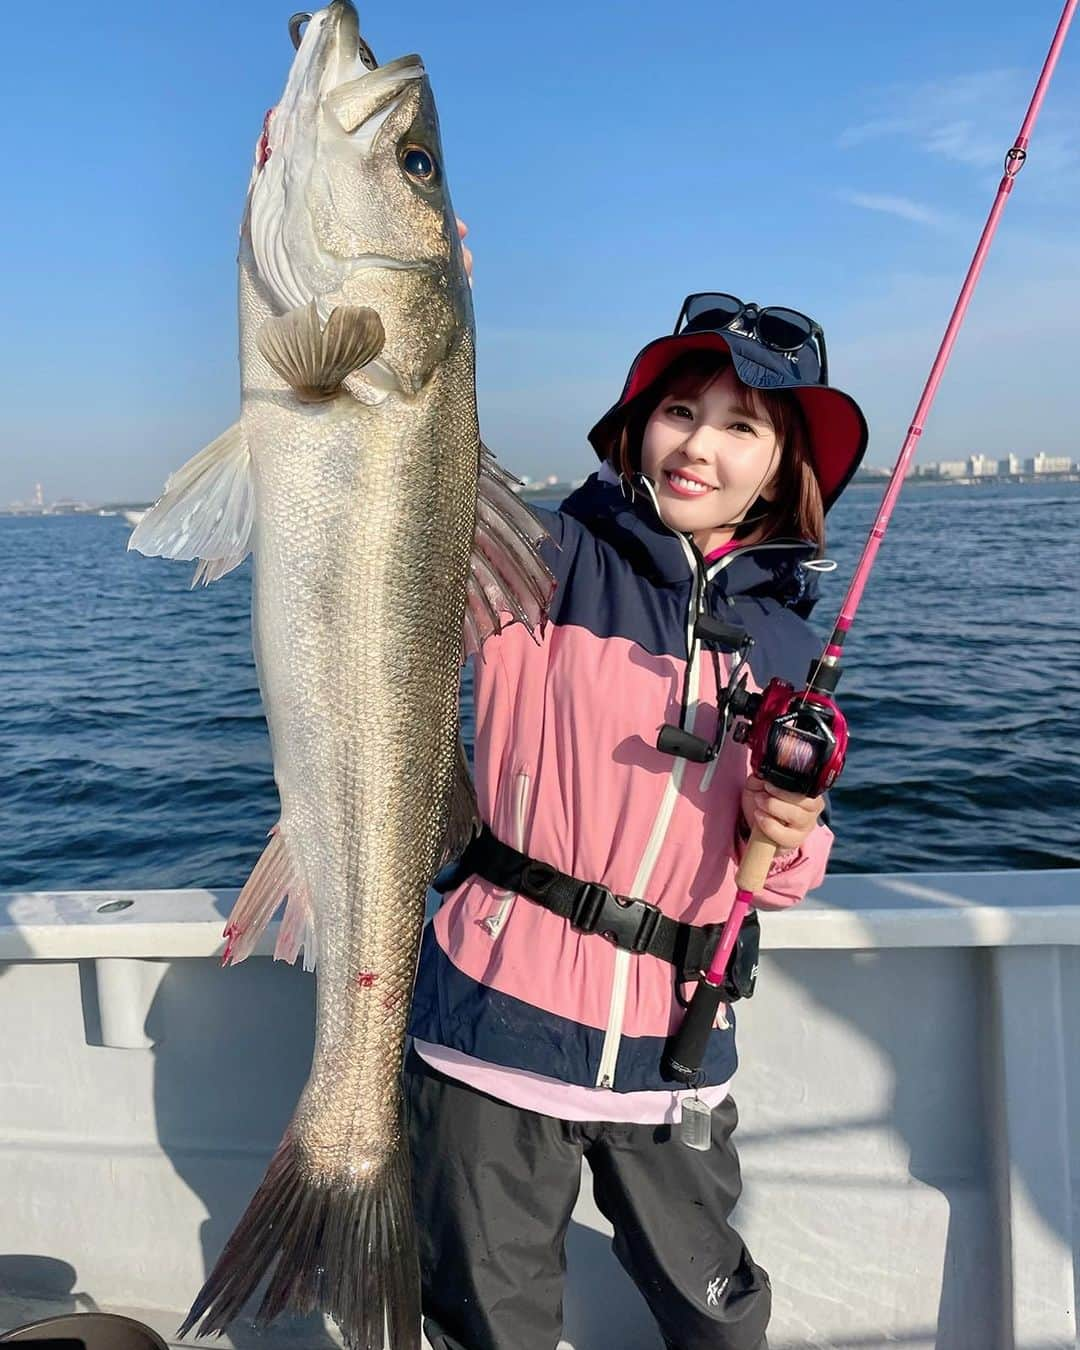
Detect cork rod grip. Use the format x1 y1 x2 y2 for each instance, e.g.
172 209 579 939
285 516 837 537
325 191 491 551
735 826 778 896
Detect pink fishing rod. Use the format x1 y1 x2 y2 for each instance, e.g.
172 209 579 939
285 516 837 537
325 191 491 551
664 0 1079 1088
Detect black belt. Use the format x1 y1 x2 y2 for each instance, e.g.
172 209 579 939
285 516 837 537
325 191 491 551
453 824 725 979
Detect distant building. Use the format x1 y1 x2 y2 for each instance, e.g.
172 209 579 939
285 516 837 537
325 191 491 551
998 454 1022 476
1032 453 1072 474
969 454 997 477
937 460 968 478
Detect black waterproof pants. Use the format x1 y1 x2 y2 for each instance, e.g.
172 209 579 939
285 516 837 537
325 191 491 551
405 1049 770 1350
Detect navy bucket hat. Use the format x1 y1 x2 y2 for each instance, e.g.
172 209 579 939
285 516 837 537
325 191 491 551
587 323 869 513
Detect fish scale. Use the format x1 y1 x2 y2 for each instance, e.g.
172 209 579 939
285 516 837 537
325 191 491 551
251 342 478 1168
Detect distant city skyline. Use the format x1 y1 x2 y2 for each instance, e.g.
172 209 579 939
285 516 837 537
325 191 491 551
8 451 1078 514
2 0 1078 502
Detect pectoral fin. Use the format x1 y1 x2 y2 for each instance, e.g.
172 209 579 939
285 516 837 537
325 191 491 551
128 421 254 587
463 445 557 659
256 300 385 402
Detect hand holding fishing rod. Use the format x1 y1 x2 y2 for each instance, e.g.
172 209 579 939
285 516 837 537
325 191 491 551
664 0 1079 1088
663 676 845 1085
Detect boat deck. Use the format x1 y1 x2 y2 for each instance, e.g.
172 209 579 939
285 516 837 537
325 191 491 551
3 870 1079 1349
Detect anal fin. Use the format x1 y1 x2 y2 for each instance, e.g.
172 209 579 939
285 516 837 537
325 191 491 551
222 824 317 971
256 300 385 402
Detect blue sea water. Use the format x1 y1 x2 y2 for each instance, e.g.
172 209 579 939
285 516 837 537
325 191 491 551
1 480 1078 892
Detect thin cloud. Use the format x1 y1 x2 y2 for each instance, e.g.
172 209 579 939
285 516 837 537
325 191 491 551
840 191 952 229
838 69 1080 179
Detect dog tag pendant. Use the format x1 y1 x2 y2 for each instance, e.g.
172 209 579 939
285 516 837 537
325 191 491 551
680 1092 712 1151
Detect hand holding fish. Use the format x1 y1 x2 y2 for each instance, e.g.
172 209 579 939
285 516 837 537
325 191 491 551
457 217 473 282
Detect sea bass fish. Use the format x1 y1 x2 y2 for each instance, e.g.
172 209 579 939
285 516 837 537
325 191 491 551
129 5 552 1346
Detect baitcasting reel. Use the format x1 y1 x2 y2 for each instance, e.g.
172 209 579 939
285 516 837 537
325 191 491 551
656 615 849 799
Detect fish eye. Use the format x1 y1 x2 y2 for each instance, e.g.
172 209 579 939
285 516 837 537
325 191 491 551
401 145 439 184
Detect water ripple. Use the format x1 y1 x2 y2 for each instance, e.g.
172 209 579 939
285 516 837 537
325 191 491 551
1 482 1078 888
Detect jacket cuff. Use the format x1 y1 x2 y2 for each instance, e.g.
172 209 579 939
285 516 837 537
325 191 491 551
732 813 834 910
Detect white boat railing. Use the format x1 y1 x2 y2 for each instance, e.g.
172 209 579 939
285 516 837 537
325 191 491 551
2 870 1079 1350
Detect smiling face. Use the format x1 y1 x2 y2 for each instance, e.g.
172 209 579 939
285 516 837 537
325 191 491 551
640 363 783 553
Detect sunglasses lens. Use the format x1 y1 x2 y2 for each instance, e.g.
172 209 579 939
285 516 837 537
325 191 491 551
757 308 814 351
792 343 822 384
682 293 743 334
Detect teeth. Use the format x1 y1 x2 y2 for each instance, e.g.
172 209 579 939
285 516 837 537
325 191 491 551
668 472 711 495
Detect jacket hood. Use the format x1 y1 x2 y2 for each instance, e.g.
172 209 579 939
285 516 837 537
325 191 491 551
558 470 822 618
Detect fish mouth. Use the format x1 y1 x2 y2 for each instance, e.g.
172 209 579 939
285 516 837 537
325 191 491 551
300 4 422 102
326 1 365 69
290 2 368 87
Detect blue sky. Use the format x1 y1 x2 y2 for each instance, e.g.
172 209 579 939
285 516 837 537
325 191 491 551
2 0 1078 503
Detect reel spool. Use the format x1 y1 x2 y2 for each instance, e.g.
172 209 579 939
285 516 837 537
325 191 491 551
734 673 848 798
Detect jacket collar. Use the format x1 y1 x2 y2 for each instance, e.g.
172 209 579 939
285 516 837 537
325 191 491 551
558 467 821 615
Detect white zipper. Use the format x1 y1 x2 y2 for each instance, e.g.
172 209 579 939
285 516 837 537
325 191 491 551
483 769 531 937
596 480 705 1087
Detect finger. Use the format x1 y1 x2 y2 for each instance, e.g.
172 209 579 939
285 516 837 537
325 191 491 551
456 217 469 240
756 798 808 832
750 812 804 852
760 779 819 808
462 243 474 281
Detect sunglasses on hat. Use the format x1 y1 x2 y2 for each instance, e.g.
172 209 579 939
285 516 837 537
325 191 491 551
674 292 829 385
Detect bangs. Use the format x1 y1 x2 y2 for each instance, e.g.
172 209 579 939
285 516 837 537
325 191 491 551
656 352 778 431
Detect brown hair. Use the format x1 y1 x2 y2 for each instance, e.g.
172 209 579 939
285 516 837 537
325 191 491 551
610 350 826 551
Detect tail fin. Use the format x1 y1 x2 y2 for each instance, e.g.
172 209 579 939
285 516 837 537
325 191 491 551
178 1131 420 1350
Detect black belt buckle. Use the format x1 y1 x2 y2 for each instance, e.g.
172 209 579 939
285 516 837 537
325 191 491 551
570 883 661 955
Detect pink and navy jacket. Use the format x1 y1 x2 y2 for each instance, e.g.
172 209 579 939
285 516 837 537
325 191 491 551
409 468 833 1095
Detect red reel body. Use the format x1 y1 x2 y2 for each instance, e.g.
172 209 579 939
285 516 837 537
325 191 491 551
736 678 848 798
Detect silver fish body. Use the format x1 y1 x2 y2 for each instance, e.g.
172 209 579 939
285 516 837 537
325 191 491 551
247 304 478 1153
130 5 551 1346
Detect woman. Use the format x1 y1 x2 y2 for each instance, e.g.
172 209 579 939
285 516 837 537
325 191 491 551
408 274 869 1350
